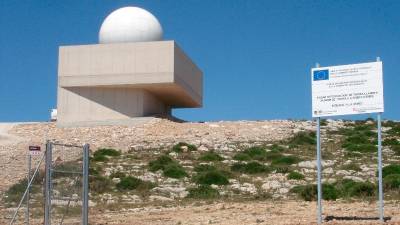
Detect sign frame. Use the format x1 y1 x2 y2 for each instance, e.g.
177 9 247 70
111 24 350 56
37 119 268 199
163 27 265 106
311 58 385 224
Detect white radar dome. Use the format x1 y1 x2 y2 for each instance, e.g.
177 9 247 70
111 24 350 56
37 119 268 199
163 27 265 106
99 7 163 44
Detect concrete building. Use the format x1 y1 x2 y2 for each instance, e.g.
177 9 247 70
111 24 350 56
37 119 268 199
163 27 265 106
57 7 202 127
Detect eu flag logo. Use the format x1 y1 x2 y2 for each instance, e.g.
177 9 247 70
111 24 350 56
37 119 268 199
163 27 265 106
313 69 329 81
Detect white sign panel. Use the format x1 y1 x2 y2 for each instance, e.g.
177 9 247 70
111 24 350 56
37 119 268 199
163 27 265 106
311 61 384 117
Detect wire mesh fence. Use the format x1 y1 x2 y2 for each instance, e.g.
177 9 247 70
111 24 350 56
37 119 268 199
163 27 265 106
8 141 89 225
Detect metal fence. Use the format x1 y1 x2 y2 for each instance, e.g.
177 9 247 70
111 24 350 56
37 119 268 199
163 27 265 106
9 141 89 225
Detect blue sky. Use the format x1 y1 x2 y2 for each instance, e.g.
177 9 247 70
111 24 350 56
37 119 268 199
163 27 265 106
0 0 399 122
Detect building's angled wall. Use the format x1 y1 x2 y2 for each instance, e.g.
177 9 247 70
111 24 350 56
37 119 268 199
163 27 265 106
57 87 167 126
173 43 203 107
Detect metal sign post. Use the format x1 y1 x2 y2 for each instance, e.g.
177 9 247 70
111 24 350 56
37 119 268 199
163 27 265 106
316 116 322 224
377 113 384 222
315 63 323 224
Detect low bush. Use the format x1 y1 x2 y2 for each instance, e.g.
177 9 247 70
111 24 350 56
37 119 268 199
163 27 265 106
4 179 28 203
384 174 400 190
116 176 142 190
392 145 400 155
163 164 188 178
194 170 229 185
291 184 338 201
148 155 187 178
116 176 155 191
231 162 270 174
148 155 174 172
233 152 251 161
265 150 283 161
270 144 285 152
95 148 121 157
187 185 220 199
288 131 316 146
271 155 300 166
347 182 375 197
172 142 197 152
198 151 223 161
287 171 305 180
243 146 267 160
89 166 100 176
336 179 376 198
194 164 217 173
381 164 400 178
382 138 400 146
92 148 121 161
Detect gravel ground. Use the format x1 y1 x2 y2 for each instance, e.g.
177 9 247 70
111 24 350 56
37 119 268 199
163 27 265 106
87 201 400 225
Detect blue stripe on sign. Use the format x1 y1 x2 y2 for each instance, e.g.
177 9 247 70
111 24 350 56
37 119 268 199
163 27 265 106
313 69 329 81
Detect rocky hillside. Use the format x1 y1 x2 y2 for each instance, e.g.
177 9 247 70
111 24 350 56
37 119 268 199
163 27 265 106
1 118 400 224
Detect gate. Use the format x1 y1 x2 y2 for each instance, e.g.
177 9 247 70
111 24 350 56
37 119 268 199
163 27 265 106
9 141 89 225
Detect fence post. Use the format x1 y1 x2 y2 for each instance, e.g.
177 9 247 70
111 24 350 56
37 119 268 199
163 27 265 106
25 154 31 225
82 144 89 225
44 141 52 225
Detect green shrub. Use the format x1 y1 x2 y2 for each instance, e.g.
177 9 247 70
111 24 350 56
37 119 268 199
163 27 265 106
233 152 251 161
383 138 400 146
94 148 121 157
288 131 316 146
265 150 283 161
243 146 267 160
92 154 108 162
4 179 28 203
336 179 376 198
389 127 400 135
194 170 229 185
270 144 285 152
172 142 197 152
194 164 217 173
163 164 187 178
116 176 142 190
291 184 337 201
89 176 112 193
110 171 126 179
187 185 220 199
148 155 174 172
271 155 300 165
287 171 305 180
348 182 375 197
89 167 100 176
345 134 369 144
231 162 270 174
392 145 400 155
148 155 187 179
384 174 400 190
381 164 400 178
198 151 223 161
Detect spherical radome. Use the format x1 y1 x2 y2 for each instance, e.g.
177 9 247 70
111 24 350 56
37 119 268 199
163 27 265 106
99 7 163 44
